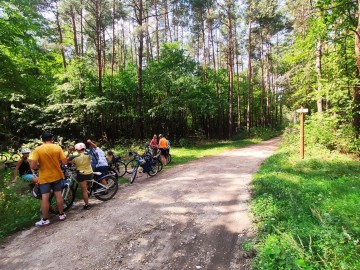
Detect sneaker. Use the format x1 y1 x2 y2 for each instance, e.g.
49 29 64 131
35 219 50 227
58 213 66 221
83 204 91 210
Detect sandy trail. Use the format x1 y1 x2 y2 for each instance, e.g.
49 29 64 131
0 137 281 270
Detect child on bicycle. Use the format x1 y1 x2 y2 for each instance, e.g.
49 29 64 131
68 142 93 210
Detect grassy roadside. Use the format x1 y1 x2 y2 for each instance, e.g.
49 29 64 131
0 132 273 240
250 132 360 269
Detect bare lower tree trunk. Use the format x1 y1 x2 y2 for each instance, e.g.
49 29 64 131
154 0 160 60
110 0 116 92
316 39 323 112
134 0 144 138
354 1 360 136
247 21 252 133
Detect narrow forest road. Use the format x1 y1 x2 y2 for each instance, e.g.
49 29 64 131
0 137 281 270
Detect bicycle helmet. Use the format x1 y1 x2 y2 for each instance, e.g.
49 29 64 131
75 142 86 151
21 148 31 154
159 134 163 138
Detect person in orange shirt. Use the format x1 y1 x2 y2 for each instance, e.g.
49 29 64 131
30 131 68 227
158 134 168 165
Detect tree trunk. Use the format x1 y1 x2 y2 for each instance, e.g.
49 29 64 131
354 1 360 136
246 21 252 133
55 3 66 72
134 0 144 138
154 0 160 61
111 0 116 92
96 1 102 95
316 39 323 112
70 5 79 56
227 3 234 139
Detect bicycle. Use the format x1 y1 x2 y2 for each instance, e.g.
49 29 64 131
8 149 21 162
49 165 119 214
0 152 7 163
108 155 127 177
128 150 160 184
155 148 172 165
0 149 21 163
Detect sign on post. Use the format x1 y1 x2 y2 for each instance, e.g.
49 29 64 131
296 108 308 159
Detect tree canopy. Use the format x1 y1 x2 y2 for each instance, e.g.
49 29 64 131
0 0 359 152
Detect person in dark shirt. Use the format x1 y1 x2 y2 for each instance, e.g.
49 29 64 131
12 148 38 184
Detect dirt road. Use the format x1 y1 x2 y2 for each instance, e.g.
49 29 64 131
0 138 281 270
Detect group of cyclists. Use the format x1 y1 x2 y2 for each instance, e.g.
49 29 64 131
10 131 171 227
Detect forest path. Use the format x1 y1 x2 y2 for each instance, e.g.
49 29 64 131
0 137 281 270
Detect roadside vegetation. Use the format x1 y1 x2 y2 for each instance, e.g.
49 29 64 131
0 128 280 240
250 124 360 269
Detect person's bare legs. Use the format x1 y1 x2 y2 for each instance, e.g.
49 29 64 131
79 181 89 205
161 155 167 166
40 193 50 219
54 190 64 214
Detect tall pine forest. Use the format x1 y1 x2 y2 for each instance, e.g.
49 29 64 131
1 0 360 153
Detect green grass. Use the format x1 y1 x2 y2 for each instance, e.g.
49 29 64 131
251 134 360 269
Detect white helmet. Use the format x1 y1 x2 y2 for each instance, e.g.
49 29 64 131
75 143 86 151
21 148 31 154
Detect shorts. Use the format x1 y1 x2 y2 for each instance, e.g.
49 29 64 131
77 173 93 182
21 174 36 182
39 179 63 194
159 148 168 157
94 166 108 178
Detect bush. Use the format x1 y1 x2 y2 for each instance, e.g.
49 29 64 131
178 138 190 147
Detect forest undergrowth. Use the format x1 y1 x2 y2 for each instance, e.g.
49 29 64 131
250 128 360 269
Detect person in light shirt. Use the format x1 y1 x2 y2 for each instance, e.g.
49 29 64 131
68 142 93 210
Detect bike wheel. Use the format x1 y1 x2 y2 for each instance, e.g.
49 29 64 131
94 175 118 201
114 160 126 177
126 158 136 174
130 166 138 184
147 161 159 177
156 159 163 172
107 167 119 180
0 154 7 163
49 187 75 214
166 153 172 164
11 153 21 162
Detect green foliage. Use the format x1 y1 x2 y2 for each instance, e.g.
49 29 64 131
0 169 40 239
178 138 191 147
251 129 360 269
287 113 360 154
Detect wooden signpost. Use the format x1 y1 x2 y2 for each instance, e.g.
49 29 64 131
296 107 308 159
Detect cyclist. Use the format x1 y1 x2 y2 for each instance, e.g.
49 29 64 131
87 139 108 186
11 148 38 185
30 131 68 227
158 134 168 166
68 143 93 210
149 134 158 156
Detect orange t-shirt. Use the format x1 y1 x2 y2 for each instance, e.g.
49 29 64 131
32 144 66 184
159 137 167 148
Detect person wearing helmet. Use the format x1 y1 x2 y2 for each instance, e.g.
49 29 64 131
12 148 38 185
158 134 168 165
68 142 93 210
